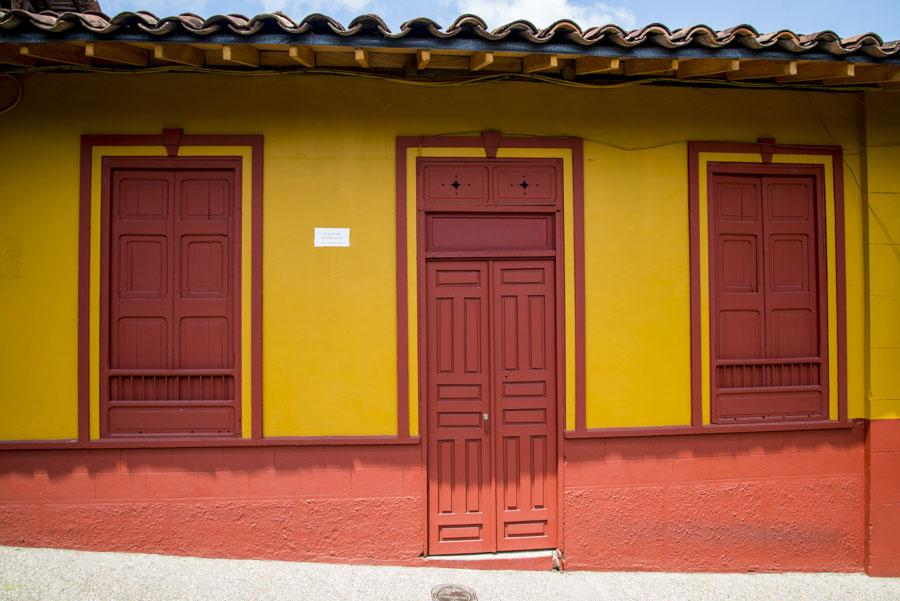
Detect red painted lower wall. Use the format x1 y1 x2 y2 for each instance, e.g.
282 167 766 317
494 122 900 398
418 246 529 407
0 421 889 573
866 419 900 577
562 424 867 572
0 446 425 565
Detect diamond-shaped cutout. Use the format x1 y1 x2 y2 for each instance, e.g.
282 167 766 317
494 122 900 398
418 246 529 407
451 178 461 190
519 178 529 190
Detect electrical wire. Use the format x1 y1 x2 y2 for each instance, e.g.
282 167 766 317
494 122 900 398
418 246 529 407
0 63 892 94
0 73 22 115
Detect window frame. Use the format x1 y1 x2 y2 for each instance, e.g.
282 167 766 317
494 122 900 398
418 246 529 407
705 162 830 424
76 132 267 445
688 141 848 430
99 156 243 439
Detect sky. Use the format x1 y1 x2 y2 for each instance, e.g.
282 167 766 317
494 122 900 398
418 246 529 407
100 0 900 40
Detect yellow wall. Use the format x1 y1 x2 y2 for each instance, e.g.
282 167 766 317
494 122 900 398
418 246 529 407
0 73 881 439
865 92 900 420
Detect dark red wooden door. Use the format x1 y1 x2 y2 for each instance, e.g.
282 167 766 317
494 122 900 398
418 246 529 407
491 261 558 551
709 172 826 422
105 167 239 436
426 259 557 555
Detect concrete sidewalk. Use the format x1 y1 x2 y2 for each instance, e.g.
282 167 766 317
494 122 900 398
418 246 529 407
1 546 899 601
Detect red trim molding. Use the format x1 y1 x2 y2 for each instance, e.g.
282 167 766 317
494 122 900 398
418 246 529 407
0 435 421 450
394 133 586 438
75 132 265 445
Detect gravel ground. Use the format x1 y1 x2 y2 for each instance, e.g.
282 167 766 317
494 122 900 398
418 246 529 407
1 546 899 601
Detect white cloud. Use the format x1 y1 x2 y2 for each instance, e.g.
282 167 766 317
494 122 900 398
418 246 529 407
452 0 636 28
262 0 376 14
102 0 213 14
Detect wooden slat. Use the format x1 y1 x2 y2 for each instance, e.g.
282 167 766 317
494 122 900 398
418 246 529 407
522 53 558 74
470 51 494 71
823 64 900 86
153 44 204 67
416 49 431 70
354 48 369 68
21 43 91 66
423 55 469 70
480 56 521 73
371 53 410 69
258 51 295 67
777 61 854 83
222 45 259 67
288 45 315 67
574 56 620 75
623 58 679 76
84 42 149 67
727 60 797 80
0 44 36 66
677 58 739 78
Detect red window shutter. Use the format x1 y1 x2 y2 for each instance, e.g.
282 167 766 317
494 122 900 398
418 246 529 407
104 167 239 437
710 172 826 422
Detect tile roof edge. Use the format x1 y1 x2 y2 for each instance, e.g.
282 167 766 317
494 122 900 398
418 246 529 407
0 9 896 57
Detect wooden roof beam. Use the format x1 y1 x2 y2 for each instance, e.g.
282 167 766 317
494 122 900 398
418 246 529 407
288 46 315 67
623 58 679 76
153 44 204 67
677 58 740 78
727 60 797 80
416 49 430 70
823 64 900 86
354 48 369 68
20 43 91 66
777 61 854 82
0 44 36 66
470 51 494 71
84 42 149 67
222 45 259 67
523 53 558 74
574 56 620 75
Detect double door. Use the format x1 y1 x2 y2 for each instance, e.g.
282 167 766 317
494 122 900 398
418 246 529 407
426 259 558 555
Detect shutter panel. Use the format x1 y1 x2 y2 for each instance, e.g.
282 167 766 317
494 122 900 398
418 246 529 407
105 168 239 437
710 172 826 422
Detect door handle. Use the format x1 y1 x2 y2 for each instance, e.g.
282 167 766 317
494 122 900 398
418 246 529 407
483 412 489 434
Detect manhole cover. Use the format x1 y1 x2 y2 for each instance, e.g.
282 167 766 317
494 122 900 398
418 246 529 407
431 584 478 601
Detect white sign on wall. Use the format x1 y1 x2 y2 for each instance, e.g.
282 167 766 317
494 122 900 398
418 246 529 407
314 227 351 247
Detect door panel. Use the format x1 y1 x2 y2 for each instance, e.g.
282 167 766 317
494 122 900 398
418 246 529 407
491 260 558 551
427 261 494 555
427 259 558 555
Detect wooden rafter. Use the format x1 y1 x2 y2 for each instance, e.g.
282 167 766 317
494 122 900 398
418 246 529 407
84 42 149 67
222 45 259 68
153 44 205 67
522 53 558 74
470 51 494 71
823 64 900 86
354 48 369 68
288 46 315 67
777 61 854 83
574 56 620 76
0 44 36 66
20 43 91 66
416 49 431 70
623 58 679 76
677 58 740 78
727 60 797 80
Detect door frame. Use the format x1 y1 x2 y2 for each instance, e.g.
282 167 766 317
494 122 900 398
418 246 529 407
415 156 568 555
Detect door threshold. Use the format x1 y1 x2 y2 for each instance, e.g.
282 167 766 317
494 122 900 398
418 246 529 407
425 549 559 571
